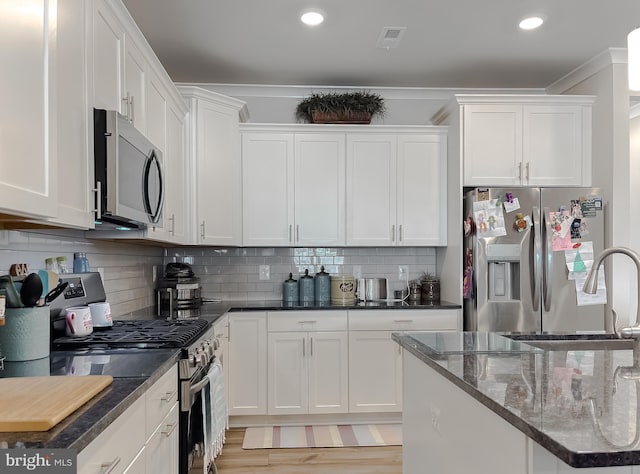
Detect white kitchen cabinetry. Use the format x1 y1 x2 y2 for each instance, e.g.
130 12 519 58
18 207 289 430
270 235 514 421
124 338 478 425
78 364 178 474
179 86 248 246
228 312 268 416
241 126 346 247
346 130 447 246
92 0 147 130
0 0 58 219
445 95 594 187
348 310 461 413
267 311 348 415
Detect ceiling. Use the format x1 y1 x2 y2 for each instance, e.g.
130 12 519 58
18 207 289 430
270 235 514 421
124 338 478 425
121 0 640 89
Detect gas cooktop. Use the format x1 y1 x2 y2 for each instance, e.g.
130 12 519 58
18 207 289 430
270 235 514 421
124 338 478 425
52 319 210 350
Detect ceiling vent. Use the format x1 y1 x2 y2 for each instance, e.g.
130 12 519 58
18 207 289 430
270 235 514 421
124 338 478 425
376 27 407 49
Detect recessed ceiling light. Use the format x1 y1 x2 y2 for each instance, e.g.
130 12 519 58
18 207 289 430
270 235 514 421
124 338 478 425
519 16 544 30
301 9 325 26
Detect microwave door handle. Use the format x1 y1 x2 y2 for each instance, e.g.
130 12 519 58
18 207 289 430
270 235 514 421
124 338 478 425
143 151 164 224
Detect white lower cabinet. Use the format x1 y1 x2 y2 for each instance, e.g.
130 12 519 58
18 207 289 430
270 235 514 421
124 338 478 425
228 312 268 415
267 312 348 415
348 310 461 413
78 364 178 474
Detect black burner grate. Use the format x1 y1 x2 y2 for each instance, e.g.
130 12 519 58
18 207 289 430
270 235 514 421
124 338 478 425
52 319 210 349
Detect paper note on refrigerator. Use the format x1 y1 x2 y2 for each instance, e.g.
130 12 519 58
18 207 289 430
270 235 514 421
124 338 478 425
473 199 507 237
549 211 574 251
574 267 606 306
565 242 594 280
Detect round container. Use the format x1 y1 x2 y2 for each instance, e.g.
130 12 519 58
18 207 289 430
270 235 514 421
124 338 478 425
0 306 50 361
2 358 50 377
408 281 421 302
314 266 331 304
282 273 299 304
331 275 356 305
421 279 441 304
299 269 315 303
73 252 90 273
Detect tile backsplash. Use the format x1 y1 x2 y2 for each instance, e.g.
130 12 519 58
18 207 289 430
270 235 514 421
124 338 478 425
165 246 437 301
0 230 162 317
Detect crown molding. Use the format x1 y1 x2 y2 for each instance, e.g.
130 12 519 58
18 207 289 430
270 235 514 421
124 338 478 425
547 48 627 94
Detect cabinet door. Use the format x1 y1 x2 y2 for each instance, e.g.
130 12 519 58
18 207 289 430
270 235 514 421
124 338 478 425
346 134 397 246
242 133 295 246
308 331 349 414
397 134 447 246
92 0 124 112
196 100 243 245
163 99 188 243
523 105 587 186
145 403 179 474
54 0 94 228
349 330 402 413
0 0 57 218
267 332 307 415
294 134 346 246
228 312 267 415
123 38 147 133
463 104 522 186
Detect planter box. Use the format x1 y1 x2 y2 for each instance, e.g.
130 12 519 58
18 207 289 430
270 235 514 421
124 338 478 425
311 111 372 124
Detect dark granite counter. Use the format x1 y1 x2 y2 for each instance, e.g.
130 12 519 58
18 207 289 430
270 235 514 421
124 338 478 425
393 331 640 468
0 348 180 452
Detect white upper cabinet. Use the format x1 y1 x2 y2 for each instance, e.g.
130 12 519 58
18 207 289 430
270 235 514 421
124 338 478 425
456 95 593 187
179 86 247 246
347 129 447 246
123 37 147 133
241 126 346 247
0 0 58 219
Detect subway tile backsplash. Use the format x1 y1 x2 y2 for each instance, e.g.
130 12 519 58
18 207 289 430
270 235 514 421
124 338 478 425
165 246 437 301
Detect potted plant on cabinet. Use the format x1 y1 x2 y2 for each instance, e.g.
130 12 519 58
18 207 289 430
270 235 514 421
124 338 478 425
295 91 386 124
420 272 441 304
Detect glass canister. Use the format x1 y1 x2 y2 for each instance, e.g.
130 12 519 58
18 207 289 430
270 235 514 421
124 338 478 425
73 252 90 273
299 269 315 303
282 273 299 304
314 266 331 304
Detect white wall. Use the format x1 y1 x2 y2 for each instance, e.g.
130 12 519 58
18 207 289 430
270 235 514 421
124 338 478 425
180 83 544 125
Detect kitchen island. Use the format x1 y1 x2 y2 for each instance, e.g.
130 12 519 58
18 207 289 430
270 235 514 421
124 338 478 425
393 332 640 473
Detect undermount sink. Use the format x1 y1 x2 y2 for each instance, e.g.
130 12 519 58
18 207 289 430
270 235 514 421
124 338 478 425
510 337 637 352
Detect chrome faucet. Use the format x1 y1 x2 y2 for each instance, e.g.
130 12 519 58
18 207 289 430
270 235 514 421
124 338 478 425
583 246 640 338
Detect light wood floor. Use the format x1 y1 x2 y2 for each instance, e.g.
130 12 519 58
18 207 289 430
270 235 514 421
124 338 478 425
213 428 403 474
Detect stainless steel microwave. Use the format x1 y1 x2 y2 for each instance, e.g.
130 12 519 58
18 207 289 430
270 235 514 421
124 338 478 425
93 109 164 230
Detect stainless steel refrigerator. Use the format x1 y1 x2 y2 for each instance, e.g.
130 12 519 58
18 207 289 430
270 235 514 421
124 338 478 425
463 187 605 333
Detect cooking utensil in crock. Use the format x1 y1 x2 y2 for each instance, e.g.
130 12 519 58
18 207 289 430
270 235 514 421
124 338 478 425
0 275 23 308
20 273 43 307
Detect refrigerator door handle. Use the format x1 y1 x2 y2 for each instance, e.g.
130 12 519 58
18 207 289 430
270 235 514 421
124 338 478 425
542 207 553 312
531 206 542 312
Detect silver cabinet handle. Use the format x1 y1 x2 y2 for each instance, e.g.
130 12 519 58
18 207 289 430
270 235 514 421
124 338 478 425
129 95 135 124
122 94 129 119
201 221 205 240
101 457 121 474
298 320 317 324
169 214 175 236
391 225 395 242
162 422 178 437
302 337 306 357
93 181 102 220
517 162 522 181
161 390 177 402
399 224 403 242
296 224 300 242
310 336 313 356
394 319 414 323
525 162 530 181
289 224 292 243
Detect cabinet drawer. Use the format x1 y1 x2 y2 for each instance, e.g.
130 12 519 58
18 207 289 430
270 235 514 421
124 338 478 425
348 310 460 331
145 364 178 438
78 395 146 474
268 311 347 332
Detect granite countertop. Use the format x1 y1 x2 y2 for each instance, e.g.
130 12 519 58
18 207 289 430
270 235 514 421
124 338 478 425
0 348 180 452
393 331 640 468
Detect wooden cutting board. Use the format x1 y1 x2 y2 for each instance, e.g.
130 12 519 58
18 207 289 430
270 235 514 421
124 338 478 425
0 375 113 432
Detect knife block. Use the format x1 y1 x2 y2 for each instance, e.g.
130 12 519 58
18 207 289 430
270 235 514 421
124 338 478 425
0 306 49 361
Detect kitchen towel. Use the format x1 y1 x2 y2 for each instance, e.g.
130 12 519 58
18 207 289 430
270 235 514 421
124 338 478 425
242 423 402 449
201 358 227 472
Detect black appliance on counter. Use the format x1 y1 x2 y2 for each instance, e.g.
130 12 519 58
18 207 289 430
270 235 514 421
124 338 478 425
156 262 202 316
49 272 219 474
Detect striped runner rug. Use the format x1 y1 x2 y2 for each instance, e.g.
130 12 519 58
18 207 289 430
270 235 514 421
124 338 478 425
242 424 402 449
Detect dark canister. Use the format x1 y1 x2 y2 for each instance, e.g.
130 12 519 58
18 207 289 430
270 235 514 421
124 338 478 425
299 269 315 303
283 273 299 304
314 266 331 304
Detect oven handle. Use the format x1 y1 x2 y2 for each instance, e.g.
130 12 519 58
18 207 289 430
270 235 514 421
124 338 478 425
190 375 210 396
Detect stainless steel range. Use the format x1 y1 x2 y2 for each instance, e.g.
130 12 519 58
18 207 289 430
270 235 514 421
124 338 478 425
49 272 220 474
